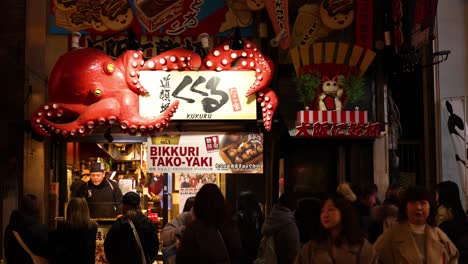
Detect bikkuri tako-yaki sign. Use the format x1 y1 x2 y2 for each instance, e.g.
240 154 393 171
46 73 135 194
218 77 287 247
30 40 278 137
147 133 263 174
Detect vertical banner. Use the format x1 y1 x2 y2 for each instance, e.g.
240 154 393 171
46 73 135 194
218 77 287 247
441 98 467 207
147 132 263 174
355 0 374 49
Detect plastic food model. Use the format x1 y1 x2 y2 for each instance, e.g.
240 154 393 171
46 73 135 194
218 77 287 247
31 40 278 136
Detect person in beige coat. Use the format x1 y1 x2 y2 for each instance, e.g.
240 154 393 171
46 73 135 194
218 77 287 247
295 195 378 264
374 185 459 264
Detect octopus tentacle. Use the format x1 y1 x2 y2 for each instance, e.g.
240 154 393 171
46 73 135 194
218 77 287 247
257 88 278 131
141 48 202 72
202 40 278 131
118 100 179 134
30 47 184 138
116 50 148 96
32 99 178 137
201 40 273 96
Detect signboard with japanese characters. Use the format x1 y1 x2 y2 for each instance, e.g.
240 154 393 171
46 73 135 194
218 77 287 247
290 110 381 138
139 71 257 120
147 132 263 174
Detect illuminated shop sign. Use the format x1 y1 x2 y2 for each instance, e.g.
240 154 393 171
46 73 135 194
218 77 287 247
30 40 277 137
147 132 263 174
139 71 257 120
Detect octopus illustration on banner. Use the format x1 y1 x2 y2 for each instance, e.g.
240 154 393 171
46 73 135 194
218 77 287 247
30 40 278 137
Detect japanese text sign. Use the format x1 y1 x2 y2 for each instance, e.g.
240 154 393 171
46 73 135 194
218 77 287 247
139 71 257 120
147 132 263 174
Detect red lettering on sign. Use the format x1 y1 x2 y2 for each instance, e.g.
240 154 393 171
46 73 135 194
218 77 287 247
365 123 381 137
295 122 311 137
291 122 381 138
330 123 347 137
312 123 329 137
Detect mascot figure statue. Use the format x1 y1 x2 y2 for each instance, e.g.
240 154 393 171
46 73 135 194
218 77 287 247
318 75 343 111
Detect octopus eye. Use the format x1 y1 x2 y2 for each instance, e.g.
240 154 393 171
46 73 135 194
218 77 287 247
94 89 102 96
104 63 115 75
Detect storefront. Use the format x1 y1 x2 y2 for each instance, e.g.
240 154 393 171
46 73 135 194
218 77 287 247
61 128 274 262
31 23 280 261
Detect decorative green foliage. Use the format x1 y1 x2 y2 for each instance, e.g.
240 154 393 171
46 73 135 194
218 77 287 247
295 71 321 108
341 75 366 105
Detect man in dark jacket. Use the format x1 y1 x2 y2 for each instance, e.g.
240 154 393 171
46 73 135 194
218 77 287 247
353 184 378 237
4 194 49 264
104 191 160 264
261 191 300 264
72 162 123 218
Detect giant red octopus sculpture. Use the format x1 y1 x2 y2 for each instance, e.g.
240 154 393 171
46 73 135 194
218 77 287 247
31 40 278 137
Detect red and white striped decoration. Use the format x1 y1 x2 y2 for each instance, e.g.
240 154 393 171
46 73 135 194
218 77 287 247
296 110 368 124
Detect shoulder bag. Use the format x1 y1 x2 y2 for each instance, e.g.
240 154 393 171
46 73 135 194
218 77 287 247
105 178 119 214
217 229 231 264
128 219 147 264
12 230 49 264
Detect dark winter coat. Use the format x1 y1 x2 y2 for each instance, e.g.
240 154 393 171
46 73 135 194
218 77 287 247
73 179 123 219
353 201 372 237
4 210 49 264
104 213 159 264
49 222 98 264
176 219 242 264
434 204 468 263
261 204 300 264
235 210 263 264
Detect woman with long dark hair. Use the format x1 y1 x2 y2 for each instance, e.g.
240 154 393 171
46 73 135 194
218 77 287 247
50 197 98 264
435 181 468 262
176 184 241 264
295 195 377 263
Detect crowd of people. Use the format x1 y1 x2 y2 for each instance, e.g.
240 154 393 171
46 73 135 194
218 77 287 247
4 179 468 263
